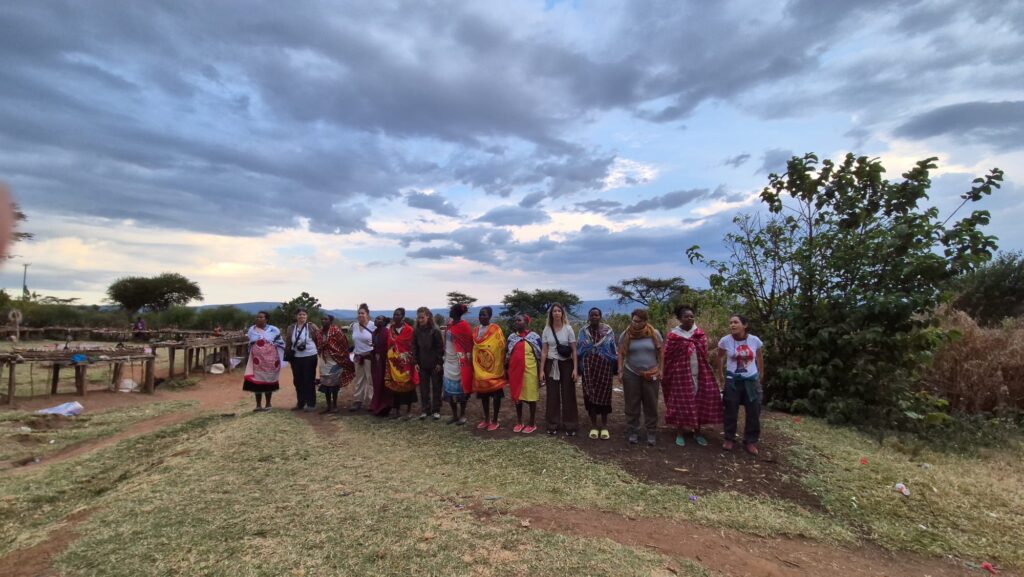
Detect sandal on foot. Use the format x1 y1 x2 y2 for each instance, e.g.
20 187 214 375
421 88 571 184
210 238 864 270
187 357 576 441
722 440 735 451
589 428 599 439
600 429 610 440
744 443 759 456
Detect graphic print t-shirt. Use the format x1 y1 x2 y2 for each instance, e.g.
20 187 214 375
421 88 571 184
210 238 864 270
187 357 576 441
718 334 762 376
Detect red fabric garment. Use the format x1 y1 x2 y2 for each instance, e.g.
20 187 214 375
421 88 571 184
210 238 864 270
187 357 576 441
369 328 393 416
384 322 419 392
316 325 355 387
447 319 475 394
508 332 528 401
662 327 723 430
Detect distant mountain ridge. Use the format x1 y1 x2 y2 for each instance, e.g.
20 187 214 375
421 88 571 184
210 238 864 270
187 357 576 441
198 299 635 320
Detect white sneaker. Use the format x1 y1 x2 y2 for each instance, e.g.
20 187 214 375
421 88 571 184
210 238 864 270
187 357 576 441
419 413 428 420
432 413 441 420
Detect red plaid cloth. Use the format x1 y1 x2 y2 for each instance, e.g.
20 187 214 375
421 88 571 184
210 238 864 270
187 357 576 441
582 353 615 408
662 328 723 430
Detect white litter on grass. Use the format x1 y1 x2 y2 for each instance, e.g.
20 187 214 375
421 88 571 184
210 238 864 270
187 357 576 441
18 426 32 434
118 379 139 393
208 363 225 375
35 401 84 417
229 357 243 369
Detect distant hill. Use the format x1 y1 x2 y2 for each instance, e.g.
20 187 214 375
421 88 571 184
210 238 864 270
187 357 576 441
199 298 635 321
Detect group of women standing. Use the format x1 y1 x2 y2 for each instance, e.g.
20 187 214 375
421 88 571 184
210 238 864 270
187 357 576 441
240 302 764 454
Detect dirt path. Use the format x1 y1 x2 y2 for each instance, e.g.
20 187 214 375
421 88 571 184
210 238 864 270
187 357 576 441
512 506 997 577
0 509 93 577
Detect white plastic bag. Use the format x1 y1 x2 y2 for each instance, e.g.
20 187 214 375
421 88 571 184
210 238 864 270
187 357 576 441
35 401 84 417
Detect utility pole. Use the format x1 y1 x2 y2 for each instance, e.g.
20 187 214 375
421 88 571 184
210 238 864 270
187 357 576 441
22 262 30 300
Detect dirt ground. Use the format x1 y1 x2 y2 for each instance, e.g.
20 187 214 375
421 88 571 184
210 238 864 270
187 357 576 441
508 506 985 577
1 367 1012 577
8 366 816 507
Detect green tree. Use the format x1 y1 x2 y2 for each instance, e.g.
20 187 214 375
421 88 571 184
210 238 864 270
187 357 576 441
274 292 322 326
951 251 1024 326
446 291 478 308
106 273 204 312
607 276 688 308
689 153 1002 425
500 288 581 320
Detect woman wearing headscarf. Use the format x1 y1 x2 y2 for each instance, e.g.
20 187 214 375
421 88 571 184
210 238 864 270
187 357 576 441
316 314 355 414
368 315 394 417
442 303 474 425
619 309 663 446
473 306 507 431
661 305 722 447
412 306 444 420
285 308 321 412
577 307 617 440
506 313 541 433
384 308 418 419
540 303 578 437
349 303 375 412
243 311 285 412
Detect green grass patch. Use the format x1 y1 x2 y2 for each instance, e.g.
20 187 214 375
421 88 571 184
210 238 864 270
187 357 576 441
160 377 201 390
53 414 714 577
0 400 197 462
776 416 1024 567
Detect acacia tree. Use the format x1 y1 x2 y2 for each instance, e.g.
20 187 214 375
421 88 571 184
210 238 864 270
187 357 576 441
608 276 689 308
274 292 322 326
500 289 581 320
689 153 1003 425
446 291 478 308
951 251 1024 326
107 273 204 312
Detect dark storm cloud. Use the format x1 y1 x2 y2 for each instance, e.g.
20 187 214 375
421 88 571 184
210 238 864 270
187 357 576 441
406 191 461 218
401 220 729 276
894 101 1024 150
607 188 710 215
723 153 751 168
1 0 1021 238
757 149 794 175
475 206 551 227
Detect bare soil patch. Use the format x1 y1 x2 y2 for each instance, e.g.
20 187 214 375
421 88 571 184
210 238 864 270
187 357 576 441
0 509 93 577
512 506 998 577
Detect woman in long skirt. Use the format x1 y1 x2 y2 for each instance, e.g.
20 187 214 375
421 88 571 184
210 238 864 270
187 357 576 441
577 307 617 440
316 314 355 413
368 315 395 417
661 305 722 447
242 311 284 412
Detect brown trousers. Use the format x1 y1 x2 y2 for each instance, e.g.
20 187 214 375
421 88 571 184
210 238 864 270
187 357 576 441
544 358 578 432
622 370 659 435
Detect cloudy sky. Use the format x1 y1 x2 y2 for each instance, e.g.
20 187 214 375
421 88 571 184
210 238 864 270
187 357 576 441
1 0 1022 309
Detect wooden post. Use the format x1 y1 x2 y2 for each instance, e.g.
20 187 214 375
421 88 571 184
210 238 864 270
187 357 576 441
111 363 124 387
74 364 87 396
185 348 192 376
222 346 231 373
143 357 155 394
5 362 14 405
167 347 176 379
51 364 61 395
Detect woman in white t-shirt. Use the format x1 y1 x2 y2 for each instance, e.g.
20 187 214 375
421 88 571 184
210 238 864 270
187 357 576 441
348 303 375 411
540 303 578 436
716 314 764 455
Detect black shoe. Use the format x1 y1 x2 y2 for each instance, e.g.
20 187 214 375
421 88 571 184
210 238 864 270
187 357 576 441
349 403 362 412
447 416 459 425
291 405 303 411
628 433 639 445
647 433 657 447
